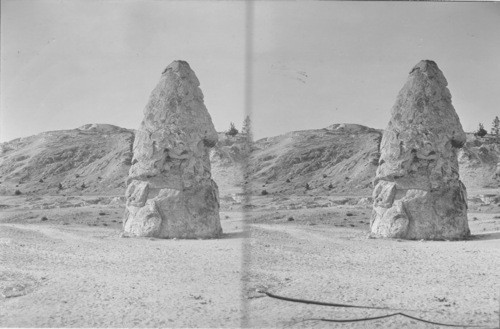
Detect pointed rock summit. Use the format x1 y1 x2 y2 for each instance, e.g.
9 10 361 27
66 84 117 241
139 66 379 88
124 60 222 238
371 60 470 240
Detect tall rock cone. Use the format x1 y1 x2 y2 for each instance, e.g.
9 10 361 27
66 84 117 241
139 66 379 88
123 60 222 238
371 60 470 240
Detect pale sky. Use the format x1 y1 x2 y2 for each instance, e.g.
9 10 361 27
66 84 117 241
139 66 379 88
1 1 499 142
1 1 246 142
251 2 500 139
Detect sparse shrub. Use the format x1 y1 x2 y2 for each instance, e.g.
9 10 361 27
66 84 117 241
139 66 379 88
261 190 268 195
287 217 294 221
81 183 86 189
328 183 334 189
322 174 327 178
75 174 80 178
305 183 311 190
226 122 239 137
41 216 48 221
58 183 63 190
14 190 22 196
475 123 487 137
286 179 291 183
39 179 44 183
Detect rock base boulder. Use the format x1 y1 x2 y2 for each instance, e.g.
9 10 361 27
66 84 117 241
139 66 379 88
371 181 469 240
124 180 221 238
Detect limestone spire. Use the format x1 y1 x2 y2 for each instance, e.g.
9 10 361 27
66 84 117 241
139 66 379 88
123 60 222 238
371 60 469 240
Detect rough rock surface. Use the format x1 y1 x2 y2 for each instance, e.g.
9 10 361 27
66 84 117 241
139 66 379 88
124 60 222 238
1 122 497 201
371 60 470 240
458 134 500 189
0 124 133 196
247 124 382 196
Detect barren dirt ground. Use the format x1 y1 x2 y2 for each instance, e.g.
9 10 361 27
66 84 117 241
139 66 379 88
0 196 244 328
1 191 499 328
243 195 500 329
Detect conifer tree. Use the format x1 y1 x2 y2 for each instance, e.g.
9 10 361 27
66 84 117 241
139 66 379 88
491 116 500 136
242 115 252 141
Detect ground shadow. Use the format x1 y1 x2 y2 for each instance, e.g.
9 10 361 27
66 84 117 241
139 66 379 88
469 231 500 241
220 231 247 240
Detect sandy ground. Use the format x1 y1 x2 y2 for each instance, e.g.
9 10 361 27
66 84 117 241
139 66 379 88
1 192 499 328
243 197 500 329
0 196 244 328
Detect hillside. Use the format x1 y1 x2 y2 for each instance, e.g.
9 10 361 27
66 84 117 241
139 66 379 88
0 125 249 203
210 132 249 202
459 134 500 190
248 124 500 198
1 123 498 200
0 124 134 196
247 124 382 197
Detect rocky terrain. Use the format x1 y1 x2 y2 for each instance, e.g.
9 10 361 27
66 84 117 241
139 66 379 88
0 125 247 208
244 120 499 327
1 122 497 201
0 124 134 197
247 124 381 197
460 134 500 190
0 124 247 327
248 124 499 199
1 122 499 327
